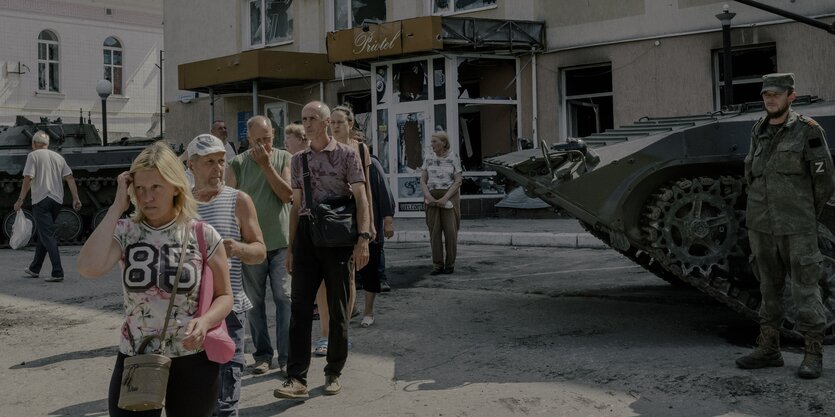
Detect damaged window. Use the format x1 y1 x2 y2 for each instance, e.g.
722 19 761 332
714 43 776 108
333 0 386 30
456 58 516 100
433 0 497 14
562 64 614 138
393 61 428 102
247 0 294 47
396 111 426 173
458 103 517 171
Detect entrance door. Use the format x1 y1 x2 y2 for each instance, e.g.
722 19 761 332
391 103 431 217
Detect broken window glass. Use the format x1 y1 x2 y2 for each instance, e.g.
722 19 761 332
393 61 428 102
396 111 426 173
456 57 515 100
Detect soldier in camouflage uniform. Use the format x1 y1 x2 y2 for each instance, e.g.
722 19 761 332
736 73 835 379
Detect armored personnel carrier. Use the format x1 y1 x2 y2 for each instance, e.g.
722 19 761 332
0 116 153 246
485 97 835 338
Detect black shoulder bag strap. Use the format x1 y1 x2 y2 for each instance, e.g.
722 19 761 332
358 142 367 169
301 153 315 224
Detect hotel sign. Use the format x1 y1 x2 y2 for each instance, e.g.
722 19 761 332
327 16 442 63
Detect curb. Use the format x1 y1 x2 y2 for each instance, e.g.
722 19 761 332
392 231 607 249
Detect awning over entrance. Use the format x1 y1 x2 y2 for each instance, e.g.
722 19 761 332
326 16 545 66
178 50 335 95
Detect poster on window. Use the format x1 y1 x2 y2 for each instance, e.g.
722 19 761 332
375 66 387 105
396 111 425 174
397 176 423 199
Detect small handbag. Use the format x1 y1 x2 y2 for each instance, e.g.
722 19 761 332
195 221 236 364
302 153 358 247
118 227 188 411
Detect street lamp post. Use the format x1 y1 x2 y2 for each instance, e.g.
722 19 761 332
96 79 113 146
716 4 736 108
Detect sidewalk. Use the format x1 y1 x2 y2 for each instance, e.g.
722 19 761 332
391 216 608 249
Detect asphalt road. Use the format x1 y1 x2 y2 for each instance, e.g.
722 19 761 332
1 243 834 416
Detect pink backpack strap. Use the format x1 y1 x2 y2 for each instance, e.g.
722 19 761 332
195 220 213 317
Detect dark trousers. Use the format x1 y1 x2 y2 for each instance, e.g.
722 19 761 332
287 217 353 385
108 351 220 417
356 242 382 293
30 198 63 278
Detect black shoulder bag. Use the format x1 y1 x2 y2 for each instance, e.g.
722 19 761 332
302 151 359 247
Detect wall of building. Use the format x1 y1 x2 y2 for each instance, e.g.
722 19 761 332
0 0 163 140
536 18 835 143
163 0 335 146
538 0 835 50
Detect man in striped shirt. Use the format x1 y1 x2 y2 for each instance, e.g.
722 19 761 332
187 134 266 417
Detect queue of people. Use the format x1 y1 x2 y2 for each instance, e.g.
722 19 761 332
65 98 447 416
4 72 824 416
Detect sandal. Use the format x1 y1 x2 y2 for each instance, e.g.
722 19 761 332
313 338 328 356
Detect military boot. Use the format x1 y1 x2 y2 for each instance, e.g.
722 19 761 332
736 326 784 369
798 332 823 379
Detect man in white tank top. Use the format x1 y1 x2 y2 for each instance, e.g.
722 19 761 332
13 130 81 282
187 134 266 416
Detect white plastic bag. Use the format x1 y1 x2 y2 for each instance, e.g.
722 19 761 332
9 210 32 250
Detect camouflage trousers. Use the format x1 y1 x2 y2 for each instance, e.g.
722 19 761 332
749 230 826 333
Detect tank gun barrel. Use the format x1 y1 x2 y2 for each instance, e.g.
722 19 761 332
734 0 835 35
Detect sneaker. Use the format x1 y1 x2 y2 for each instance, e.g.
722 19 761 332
252 360 270 375
361 315 375 328
44 276 64 282
23 268 39 278
313 338 328 356
274 378 309 399
443 266 454 274
430 268 443 276
323 375 341 395
380 280 391 292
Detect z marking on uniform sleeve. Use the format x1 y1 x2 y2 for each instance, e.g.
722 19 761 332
815 161 825 173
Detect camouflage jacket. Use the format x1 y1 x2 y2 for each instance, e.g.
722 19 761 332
744 110 835 235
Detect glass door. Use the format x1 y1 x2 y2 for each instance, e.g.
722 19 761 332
392 104 430 217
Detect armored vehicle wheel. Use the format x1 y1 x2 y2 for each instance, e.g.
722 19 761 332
642 176 746 278
91 207 109 230
3 210 36 246
56 208 83 243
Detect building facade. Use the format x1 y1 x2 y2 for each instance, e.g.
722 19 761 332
164 0 835 217
0 0 164 141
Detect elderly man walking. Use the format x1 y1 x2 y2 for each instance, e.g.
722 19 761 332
227 115 294 375
274 101 370 399
14 130 81 282
187 134 266 416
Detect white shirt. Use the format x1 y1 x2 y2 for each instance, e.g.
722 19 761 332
225 142 236 162
22 148 72 204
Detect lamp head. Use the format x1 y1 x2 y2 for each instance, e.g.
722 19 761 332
96 79 113 99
